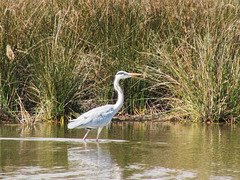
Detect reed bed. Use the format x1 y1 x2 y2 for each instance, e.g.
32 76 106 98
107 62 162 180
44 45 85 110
0 0 239 123
146 0 240 122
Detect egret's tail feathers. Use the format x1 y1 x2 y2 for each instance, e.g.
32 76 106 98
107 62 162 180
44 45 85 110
68 120 79 129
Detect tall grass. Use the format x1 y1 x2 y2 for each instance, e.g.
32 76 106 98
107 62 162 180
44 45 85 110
0 0 149 122
0 0 239 123
147 0 240 122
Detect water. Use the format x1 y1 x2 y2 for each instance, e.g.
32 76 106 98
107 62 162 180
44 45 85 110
0 121 239 179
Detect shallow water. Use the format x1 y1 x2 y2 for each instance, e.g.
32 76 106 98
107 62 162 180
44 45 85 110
0 121 239 179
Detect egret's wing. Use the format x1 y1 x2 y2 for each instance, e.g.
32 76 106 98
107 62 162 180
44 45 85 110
68 105 115 129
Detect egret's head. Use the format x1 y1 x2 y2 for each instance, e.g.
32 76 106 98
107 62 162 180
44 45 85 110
115 71 141 79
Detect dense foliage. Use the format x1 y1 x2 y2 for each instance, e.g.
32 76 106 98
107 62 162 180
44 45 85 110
0 0 239 123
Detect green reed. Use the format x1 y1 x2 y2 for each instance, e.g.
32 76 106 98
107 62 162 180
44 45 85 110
0 0 150 122
147 0 240 122
1 0 239 122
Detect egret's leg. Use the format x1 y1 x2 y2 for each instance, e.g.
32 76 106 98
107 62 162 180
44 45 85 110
96 127 103 142
83 129 90 141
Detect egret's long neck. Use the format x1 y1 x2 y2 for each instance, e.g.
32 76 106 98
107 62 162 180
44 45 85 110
113 77 124 112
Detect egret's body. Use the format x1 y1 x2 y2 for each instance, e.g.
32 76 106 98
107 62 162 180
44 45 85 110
68 71 141 141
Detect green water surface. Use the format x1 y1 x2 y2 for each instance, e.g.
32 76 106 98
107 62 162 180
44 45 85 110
0 121 239 179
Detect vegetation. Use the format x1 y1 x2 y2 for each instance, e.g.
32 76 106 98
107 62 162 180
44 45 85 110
146 0 240 122
0 0 239 123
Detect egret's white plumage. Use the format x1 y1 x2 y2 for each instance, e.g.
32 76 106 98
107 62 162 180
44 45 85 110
68 105 115 129
68 71 141 141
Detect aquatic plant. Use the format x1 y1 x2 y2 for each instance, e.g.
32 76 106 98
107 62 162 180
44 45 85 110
147 0 240 122
0 0 147 122
0 0 239 123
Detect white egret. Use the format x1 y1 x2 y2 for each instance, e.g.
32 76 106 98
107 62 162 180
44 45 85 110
68 71 141 142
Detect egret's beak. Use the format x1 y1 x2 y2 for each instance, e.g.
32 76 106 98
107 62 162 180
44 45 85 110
128 73 142 77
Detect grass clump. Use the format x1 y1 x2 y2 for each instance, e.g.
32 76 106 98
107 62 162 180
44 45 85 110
147 0 240 122
0 1 95 122
29 43 92 121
